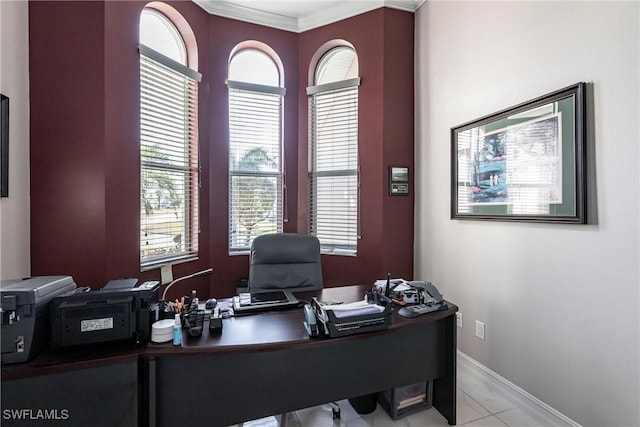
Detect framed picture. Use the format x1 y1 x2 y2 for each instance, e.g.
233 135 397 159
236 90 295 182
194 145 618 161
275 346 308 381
1 94 8 198
451 82 587 223
390 166 409 195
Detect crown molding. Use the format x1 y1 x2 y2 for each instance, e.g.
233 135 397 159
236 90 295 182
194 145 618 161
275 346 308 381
192 0 425 33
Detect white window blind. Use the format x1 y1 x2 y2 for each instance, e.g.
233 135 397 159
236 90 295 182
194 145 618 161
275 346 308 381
308 82 359 254
140 48 201 268
228 81 284 252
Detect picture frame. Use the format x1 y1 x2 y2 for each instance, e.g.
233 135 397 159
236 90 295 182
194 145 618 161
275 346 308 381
1 94 8 198
389 166 409 195
451 82 586 223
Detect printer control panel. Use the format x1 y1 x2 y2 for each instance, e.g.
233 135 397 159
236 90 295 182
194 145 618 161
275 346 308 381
137 281 160 290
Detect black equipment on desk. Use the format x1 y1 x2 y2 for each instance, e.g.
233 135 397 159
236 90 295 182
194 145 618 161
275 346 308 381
311 297 392 338
183 309 206 338
394 281 448 318
232 289 299 315
209 307 223 335
1 276 78 364
50 280 160 347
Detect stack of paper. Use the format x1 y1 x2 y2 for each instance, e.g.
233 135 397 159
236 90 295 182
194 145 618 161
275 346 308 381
320 300 385 319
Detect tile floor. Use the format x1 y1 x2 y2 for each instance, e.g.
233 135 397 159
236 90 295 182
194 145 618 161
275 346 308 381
240 356 559 427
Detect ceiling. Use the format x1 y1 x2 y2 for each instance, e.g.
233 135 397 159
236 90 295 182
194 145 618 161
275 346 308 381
192 0 425 33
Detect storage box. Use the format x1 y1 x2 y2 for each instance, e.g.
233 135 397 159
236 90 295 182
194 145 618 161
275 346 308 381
378 381 432 419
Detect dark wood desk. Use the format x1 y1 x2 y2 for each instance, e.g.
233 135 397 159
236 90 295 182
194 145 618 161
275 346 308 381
147 285 457 426
1 285 457 427
1 346 141 427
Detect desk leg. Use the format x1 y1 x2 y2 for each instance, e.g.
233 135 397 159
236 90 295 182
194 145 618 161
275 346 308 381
139 357 156 427
432 314 457 425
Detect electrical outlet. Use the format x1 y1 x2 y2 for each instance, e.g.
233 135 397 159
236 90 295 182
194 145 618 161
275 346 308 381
475 320 485 340
456 312 463 328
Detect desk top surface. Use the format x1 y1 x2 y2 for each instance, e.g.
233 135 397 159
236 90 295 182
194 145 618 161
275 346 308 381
1 284 457 379
167 284 456 354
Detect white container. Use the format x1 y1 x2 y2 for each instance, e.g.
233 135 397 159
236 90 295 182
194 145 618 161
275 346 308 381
151 319 175 343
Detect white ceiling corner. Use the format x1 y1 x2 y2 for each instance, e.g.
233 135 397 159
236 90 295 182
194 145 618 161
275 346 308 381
192 0 425 33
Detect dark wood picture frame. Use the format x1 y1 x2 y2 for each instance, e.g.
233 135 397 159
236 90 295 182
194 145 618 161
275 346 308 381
451 82 587 223
1 94 8 198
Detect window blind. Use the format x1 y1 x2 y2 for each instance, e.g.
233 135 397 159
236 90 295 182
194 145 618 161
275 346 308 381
228 81 284 252
309 84 359 254
140 51 200 268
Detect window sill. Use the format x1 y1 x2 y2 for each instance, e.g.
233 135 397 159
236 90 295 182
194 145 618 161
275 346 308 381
140 255 199 272
321 249 357 257
228 250 250 256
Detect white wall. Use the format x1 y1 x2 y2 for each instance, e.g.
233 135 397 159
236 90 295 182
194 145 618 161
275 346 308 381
0 0 30 279
415 1 639 426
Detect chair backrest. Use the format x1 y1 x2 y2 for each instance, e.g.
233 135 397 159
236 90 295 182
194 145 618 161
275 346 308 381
248 233 323 292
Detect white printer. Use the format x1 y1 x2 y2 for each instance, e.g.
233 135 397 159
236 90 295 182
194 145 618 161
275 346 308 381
1 276 76 364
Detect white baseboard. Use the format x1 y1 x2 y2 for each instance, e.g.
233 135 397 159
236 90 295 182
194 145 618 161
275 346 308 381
457 351 581 427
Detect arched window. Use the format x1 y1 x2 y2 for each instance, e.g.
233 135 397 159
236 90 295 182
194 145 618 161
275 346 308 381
139 6 202 268
307 44 360 255
228 43 285 253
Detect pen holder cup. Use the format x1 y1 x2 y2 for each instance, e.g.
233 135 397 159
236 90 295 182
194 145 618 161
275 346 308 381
183 310 205 338
158 300 178 320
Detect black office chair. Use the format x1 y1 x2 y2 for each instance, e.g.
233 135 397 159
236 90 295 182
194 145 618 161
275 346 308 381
244 233 340 426
248 233 323 293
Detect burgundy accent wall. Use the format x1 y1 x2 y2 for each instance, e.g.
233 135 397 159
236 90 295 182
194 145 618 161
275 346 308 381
29 1 214 299
30 1 108 287
29 2 413 299
381 9 415 278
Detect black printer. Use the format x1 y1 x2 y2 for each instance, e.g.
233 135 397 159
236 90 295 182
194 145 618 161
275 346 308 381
1 276 77 364
50 280 160 348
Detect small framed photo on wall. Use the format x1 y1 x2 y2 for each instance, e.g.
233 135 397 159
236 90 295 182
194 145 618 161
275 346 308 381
390 166 409 195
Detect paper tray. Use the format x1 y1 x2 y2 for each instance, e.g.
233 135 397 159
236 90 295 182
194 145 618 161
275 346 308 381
313 299 392 338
